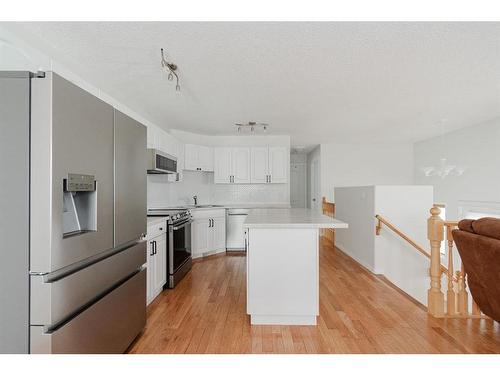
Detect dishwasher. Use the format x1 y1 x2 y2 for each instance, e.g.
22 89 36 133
226 208 250 251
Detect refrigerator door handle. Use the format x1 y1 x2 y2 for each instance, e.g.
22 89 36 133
44 240 144 283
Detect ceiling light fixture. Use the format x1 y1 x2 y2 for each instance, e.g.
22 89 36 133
235 122 269 134
422 119 465 179
160 48 180 92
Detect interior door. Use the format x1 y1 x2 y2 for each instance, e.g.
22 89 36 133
269 146 288 183
250 147 269 183
232 147 251 183
290 163 306 208
114 109 147 246
214 147 232 183
311 159 321 212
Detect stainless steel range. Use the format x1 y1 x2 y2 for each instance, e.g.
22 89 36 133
147 209 193 288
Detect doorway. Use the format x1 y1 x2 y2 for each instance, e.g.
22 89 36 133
290 163 306 208
311 159 320 212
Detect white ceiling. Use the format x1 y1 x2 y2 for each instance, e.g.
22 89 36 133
6 22 500 146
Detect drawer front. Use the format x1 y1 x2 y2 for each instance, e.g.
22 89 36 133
31 242 146 326
191 208 226 220
146 221 167 239
31 269 146 354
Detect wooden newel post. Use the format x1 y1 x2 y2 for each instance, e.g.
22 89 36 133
427 206 445 317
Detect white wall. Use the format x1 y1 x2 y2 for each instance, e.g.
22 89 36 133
0 26 164 134
414 118 500 220
334 186 376 271
334 185 434 305
321 143 414 202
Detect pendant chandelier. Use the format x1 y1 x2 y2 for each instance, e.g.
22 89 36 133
422 120 465 179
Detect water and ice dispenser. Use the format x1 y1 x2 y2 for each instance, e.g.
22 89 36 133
62 173 97 237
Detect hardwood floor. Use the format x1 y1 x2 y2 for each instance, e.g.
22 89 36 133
127 239 500 354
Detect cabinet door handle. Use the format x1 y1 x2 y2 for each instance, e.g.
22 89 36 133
150 241 154 256
153 240 157 255
269 175 271 183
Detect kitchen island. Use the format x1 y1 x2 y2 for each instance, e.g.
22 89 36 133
244 208 348 325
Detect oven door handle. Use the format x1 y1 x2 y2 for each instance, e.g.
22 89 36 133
172 220 194 231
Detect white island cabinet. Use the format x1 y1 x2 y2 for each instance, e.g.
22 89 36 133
244 208 348 325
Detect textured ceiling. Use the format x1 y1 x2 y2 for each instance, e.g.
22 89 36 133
5 22 500 146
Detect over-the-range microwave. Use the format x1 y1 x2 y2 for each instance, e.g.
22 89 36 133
147 149 177 174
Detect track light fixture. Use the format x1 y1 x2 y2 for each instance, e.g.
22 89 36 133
161 48 180 92
235 122 269 134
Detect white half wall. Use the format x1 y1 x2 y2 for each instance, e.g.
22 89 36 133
334 186 376 271
414 118 500 220
374 185 434 305
335 185 433 305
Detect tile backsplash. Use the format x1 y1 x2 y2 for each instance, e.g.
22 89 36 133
147 171 290 208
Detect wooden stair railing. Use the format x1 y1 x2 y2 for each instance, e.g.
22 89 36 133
377 206 488 319
375 214 448 274
322 197 335 247
427 207 485 318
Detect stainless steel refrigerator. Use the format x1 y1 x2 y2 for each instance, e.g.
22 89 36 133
0 71 147 353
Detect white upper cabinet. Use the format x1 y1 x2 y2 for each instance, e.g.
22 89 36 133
250 147 269 184
214 147 232 183
199 145 214 172
185 143 214 172
184 143 199 171
268 146 288 183
214 147 250 184
250 146 288 184
232 148 251 183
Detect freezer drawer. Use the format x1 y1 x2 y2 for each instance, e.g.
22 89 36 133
30 268 146 354
31 242 146 327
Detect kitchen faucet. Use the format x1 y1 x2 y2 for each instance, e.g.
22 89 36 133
193 195 198 206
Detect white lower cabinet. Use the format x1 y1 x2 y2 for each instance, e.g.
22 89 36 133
191 209 226 258
192 218 209 257
146 221 167 305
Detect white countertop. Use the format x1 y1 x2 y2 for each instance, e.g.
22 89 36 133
243 208 349 229
148 203 291 211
